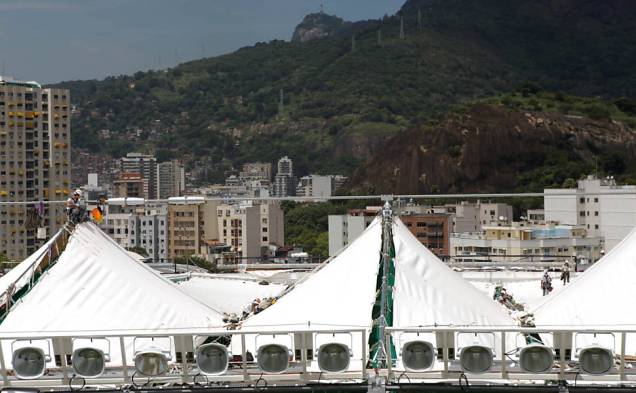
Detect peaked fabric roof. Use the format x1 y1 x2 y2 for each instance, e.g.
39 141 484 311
393 219 515 328
0 222 225 334
0 228 64 306
241 216 516 364
242 217 383 330
533 226 636 353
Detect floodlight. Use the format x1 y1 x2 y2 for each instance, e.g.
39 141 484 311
71 347 108 378
459 345 493 374
317 343 351 373
579 346 613 375
12 347 48 380
519 345 554 373
257 344 290 373
134 348 170 377
195 343 229 375
401 340 435 371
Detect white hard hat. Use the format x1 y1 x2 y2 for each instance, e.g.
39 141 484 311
74 189 82 196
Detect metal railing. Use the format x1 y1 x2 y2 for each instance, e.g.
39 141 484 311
0 326 635 389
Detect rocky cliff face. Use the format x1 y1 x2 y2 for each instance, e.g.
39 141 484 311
347 104 636 194
291 13 352 43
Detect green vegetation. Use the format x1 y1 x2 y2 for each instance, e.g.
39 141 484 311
126 246 149 257
174 255 220 273
53 1 635 183
484 91 636 127
282 200 375 257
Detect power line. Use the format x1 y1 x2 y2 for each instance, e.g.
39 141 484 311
3 190 636 206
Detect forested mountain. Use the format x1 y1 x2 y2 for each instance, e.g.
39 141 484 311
53 0 636 185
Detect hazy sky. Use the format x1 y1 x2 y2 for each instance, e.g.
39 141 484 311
0 0 402 84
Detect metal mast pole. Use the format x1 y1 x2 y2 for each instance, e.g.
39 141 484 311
377 199 393 367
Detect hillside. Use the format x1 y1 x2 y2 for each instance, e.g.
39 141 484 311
347 92 636 194
53 0 636 185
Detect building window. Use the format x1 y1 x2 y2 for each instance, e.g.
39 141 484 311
262 236 268 242
579 211 585 217
579 197 584 203
595 224 599 229
594 198 598 203
594 211 598 216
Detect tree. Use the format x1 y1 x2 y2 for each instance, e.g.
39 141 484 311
126 246 149 257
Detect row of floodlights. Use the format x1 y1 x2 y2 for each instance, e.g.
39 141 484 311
11 340 614 379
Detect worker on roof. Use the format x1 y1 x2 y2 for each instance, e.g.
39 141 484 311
66 189 84 224
541 270 552 296
561 261 571 285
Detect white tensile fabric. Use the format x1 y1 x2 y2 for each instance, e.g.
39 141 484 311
0 223 225 367
176 274 287 315
532 226 636 354
242 217 382 330
0 229 63 305
237 217 383 370
392 219 517 364
238 216 517 371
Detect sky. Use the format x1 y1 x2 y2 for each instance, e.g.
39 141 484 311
0 0 402 84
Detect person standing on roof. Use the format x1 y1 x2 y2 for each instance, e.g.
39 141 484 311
541 270 552 296
561 261 570 285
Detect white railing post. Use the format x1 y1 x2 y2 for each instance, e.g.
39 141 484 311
500 331 507 379
361 329 368 381
241 333 249 382
119 337 130 383
620 332 626 381
0 340 10 386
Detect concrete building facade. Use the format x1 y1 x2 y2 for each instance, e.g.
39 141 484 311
157 160 185 199
450 223 603 264
0 77 70 259
121 153 157 199
401 213 452 257
167 197 219 260
545 175 636 251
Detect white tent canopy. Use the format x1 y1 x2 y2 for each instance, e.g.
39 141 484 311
0 223 225 366
239 216 516 369
392 219 517 356
176 273 287 315
532 226 636 354
0 228 64 305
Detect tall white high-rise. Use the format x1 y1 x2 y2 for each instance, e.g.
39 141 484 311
0 77 71 259
273 156 294 197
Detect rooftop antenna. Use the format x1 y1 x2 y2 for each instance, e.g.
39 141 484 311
400 17 405 39
320 1 324 14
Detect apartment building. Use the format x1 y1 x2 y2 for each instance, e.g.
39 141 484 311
120 153 157 199
273 156 295 197
545 175 636 251
167 197 219 260
296 175 334 199
401 213 452 257
258 203 284 250
450 223 603 264
328 208 378 256
113 173 144 198
102 199 168 262
216 203 261 260
0 77 70 259
157 160 185 199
